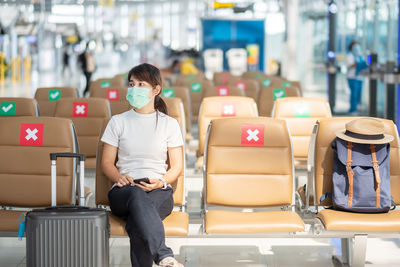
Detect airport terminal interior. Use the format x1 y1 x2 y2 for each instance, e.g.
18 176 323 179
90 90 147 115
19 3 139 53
1 0 400 266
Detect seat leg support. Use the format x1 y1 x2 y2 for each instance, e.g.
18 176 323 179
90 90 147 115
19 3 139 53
352 234 367 267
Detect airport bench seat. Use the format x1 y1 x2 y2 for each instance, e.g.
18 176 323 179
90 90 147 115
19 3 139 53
109 211 189 237
205 210 304 234
316 209 400 232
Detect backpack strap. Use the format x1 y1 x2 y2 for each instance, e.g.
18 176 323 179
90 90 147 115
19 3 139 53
346 142 354 207
370 144 381 207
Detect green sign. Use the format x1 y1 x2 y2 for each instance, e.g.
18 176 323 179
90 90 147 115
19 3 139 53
262 79 271 87
162 88 175 98
0 102 16 116
122 73 128 79
100 81 111 87
294 103 311 118
254 74 263 79
48 89 61 101
272 89 286 100
281 81 292 87
191 82 202 92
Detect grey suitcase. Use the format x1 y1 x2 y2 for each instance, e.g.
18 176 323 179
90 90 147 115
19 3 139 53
26 153 110 267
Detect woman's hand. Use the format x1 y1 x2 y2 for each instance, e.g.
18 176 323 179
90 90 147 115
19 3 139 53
116 174 134 187
135 179 163 192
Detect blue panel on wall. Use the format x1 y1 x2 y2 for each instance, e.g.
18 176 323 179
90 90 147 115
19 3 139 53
202 19 265 71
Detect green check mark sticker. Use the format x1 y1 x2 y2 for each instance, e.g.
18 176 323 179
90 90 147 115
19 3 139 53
281 81 292 87
262 79 271 87
0 102 16 116
294 103 311 118
254 74 263 79
273 89 286 100
191 82 202 92
100 81 111 87
48 89 61 101
162 89 175 98
185 74 196 81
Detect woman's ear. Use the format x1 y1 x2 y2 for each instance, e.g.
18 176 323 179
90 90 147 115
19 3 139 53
154 85 161 95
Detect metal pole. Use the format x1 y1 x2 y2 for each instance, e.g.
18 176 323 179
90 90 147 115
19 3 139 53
327 0 337 111
397 0 400 128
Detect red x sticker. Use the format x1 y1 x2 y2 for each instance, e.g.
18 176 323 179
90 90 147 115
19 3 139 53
20 123 44 146
221 103 236 117
236 81 246 91
217 86 230 96
107 89 119 101
241 124 264 147
73 102 88 117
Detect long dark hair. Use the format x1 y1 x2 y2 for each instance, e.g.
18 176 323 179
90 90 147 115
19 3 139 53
127 63 168 115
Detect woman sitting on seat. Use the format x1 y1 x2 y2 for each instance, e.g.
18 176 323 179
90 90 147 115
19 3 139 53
101 63 184 267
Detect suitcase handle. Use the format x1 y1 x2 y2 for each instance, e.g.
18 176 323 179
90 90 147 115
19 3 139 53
50 153 86 206
50 153 86 161
44 205 90 211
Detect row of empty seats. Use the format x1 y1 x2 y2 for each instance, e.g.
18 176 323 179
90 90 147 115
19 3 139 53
1 115 399 266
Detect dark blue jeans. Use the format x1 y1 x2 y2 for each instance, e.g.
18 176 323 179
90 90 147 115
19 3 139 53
108 186 174 267
347 78 363 113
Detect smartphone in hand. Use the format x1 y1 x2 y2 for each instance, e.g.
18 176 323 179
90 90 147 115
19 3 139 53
134 177 150 184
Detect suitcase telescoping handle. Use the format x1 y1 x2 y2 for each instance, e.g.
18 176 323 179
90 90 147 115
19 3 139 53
50 153 86 206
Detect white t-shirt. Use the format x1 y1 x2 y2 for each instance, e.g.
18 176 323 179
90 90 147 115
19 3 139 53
101 109 184 187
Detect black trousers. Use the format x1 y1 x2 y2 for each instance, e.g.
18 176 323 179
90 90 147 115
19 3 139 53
108 185 174 267
83 71 92 96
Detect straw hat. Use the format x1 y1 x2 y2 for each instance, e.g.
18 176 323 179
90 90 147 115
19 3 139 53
335 118 394 144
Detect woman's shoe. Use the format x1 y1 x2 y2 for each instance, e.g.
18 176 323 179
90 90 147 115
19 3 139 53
158 256 184 267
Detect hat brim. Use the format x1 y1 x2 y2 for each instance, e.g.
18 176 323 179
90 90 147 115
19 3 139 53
335 130 394 144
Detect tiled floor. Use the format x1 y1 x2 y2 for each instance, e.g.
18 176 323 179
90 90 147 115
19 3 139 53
1 71 400 266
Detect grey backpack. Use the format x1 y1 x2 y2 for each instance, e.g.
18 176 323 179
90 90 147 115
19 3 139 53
321 138 395 213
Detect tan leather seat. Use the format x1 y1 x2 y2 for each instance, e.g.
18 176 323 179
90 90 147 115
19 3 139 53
203 85 245 98
90 78 125 91
163 97 186 138
273 97 331 167
204 118 305 234
54 98 111 168
241 71 265 80
161 86 192 134
0 117 78 233
113 74 128 87
258 86 301 117
0 97 39 116
197 96 258 169
34 87 77 116
306 117 400 232
89 86 130 115
173 78 213 122
228 79 260 102
96 120 188 236
213 71 241 85
175 73 206 86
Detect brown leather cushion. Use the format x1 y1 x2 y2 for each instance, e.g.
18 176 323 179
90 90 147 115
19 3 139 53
206 117 293 207
90 79 124 92
174 73 206 86
317 209 400 232
258 86 301 117
34 87 77 117
54 98 111 158
198 96 258 156
314 117 400 206
213 71 241 85
0 97 39 116
0 210 26 232
273 97 332 158
109 211 189 236
205 210 304 234
0 117 75 207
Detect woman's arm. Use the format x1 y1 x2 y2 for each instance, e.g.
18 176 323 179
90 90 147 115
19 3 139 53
102 143 134 187
136 146 183 191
